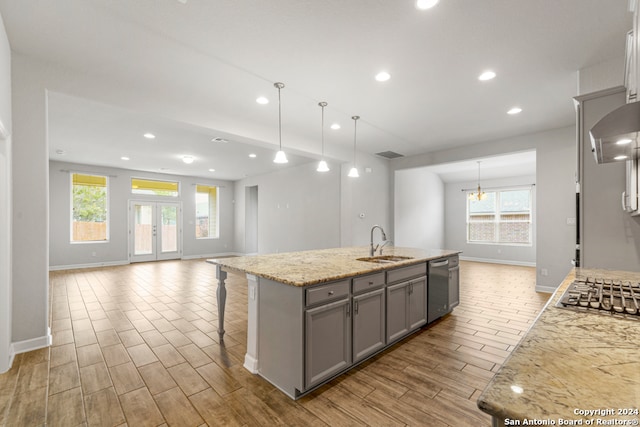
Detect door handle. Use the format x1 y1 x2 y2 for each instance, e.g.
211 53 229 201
430 260 449 268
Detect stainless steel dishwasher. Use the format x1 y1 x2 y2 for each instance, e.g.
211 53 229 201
428 258 449 323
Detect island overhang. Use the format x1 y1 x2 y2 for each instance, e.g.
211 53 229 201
207 246 460 287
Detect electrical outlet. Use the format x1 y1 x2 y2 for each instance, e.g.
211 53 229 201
541 268 548 276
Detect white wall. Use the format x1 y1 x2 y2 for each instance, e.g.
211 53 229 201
233 154 391 255
11 59 50 350
234 161 342 254
445 176 536 265
340 155 391 248
394 168 444 250
392 126 576 292
49 161 236 268
0 10 13 373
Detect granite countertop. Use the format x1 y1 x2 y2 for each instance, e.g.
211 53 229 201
207 246 460 287
477 267 640 425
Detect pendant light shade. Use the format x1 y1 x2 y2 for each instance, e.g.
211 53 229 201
274 150 288 164
349 115 360 178
273 82 288 164
469 161 486 201
317 101 330 172
317 160 330 172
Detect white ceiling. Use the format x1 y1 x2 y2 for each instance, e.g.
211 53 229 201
0 0 632 180
412 150 537 183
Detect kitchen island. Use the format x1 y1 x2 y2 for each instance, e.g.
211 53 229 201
477 268 640 426
208 246 460 399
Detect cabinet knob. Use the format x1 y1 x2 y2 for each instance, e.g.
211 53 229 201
328 291 334 296
368 281 374 285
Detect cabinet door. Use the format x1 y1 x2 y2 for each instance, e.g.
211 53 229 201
305 298 351 388
448 266 460 310
408 277 427 331
386 281 409 343
353 288 385 363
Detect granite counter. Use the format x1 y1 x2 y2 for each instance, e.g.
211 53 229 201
207 246 459 287
477 268 640 426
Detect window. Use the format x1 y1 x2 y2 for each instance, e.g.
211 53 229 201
71 173 108 242
131 178 179 197
467 188 532 245
196 185 219 238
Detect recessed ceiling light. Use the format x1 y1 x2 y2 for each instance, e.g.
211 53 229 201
143 133 156 139
211 137 228 143
121 156 130 161
182 155 194 164
478 71 496 81
375 71 391 82
256 96 269 105
208 168 215 172
55 149 65 155
330 123 341 130
614 155 628 160
249 153 257 158
507 107 522 115
616 138 632 145
416 0 439 10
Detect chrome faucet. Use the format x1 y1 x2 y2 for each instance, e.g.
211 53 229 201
370 225 388 256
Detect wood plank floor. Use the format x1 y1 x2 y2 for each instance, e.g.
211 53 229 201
0 260 551 426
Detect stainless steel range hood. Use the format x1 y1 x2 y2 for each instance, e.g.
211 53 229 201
589 101 640 163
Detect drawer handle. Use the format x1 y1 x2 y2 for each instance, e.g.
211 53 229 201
328 291 334 296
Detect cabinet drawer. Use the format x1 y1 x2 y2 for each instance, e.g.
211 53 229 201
352 272 385 295
386 263 427 284
448 255 459 268
306 280 350 307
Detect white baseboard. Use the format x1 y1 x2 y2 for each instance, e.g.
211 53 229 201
244 353 259 374
49 260 130 271
459 256 536 267
0 344 15 374
182 252 243 260
50 253 245 270
12 327 52 355
536 285 558 294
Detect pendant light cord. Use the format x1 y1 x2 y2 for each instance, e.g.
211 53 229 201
352 115 359 166
274 82 285 151
278 86 282 150
321 104 325 156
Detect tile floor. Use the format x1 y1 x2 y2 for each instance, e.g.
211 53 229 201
0 259 551 426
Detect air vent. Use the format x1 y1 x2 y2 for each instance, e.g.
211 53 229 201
376 151 404 159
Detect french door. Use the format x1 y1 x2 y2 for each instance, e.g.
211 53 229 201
129 201 182 262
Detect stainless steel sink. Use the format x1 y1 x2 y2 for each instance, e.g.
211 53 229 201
356 255 414 263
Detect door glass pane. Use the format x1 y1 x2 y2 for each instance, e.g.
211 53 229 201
134 204 153 255
161 205 178 253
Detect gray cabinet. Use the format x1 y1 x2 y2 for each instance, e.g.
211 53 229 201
353 287 385 363
386 275 427 343
257 259 448 398
304 297 351 388
408 277 427 330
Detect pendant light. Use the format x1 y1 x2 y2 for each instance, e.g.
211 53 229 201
469 161 486 201
317 102 330 172
348 116 360 178
273 82 288 164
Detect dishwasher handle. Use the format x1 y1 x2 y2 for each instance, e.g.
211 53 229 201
429 259 449 268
